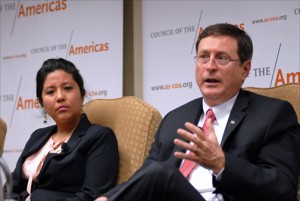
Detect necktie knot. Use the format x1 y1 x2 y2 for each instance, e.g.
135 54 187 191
206 108 216 122
202 109 216 135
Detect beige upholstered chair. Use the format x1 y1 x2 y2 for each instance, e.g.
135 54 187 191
244 83 300 201
0 117 7 199
0 118 12 200
0 117 7 157
83 96 162 184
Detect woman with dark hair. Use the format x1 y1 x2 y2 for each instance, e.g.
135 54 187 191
9 58 119 201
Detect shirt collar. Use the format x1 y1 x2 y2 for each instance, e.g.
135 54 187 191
202 92 239 123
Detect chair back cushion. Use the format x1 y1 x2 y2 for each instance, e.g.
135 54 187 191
83 96 162 184
0 118 7 156
244 83 300 200
244 83 300 123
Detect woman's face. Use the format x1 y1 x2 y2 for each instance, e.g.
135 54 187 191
41 70 83 125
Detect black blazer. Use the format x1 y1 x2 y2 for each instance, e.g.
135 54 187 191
146 89 300 201
10 115 119 201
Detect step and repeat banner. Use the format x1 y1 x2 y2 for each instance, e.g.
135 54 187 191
0 0 123 169
142 1 299 116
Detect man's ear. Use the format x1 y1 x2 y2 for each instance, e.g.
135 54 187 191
242 60 251 80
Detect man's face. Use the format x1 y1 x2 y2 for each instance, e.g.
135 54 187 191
195 35 251 106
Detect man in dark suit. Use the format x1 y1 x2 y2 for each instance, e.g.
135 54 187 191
96 23 300 201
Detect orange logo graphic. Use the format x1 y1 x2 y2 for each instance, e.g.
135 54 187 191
275 69 300 86
198 23 244 37
18 0 67 18
69 41 109 56
16 97 40 110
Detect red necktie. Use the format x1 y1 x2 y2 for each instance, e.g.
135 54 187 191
179 109 216 178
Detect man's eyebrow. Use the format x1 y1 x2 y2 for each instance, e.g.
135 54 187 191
198 50 229 55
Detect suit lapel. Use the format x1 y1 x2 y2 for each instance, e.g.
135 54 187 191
60 115 91 154
168 98 203 167
221 90 248 146
23 127 54 158
41 115 91 168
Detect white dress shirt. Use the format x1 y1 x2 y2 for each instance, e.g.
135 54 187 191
181 93 238 201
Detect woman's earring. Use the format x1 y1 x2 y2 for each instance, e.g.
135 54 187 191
81 107 84 118
43 111 48 124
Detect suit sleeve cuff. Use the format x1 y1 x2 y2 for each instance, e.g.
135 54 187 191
213 168 224 181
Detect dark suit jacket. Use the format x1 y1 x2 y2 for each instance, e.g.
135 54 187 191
10 115 119 201
145 89 300 201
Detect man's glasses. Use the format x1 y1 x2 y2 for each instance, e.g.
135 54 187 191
194 55 240 66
